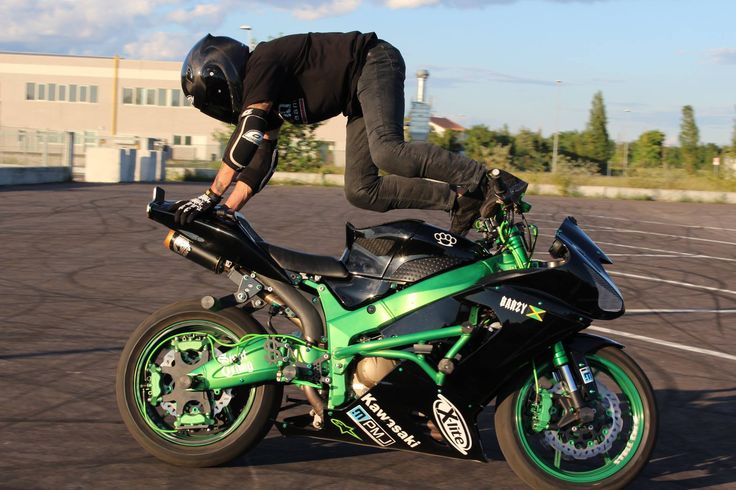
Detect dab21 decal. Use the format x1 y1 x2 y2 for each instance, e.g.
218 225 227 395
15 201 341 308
499 295 546 322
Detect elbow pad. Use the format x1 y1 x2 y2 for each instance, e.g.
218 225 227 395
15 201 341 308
222 108 268 170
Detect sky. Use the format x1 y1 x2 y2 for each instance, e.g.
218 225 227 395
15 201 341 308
1 0 734 145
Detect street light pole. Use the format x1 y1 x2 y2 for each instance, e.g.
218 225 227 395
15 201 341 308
622 108 631 176
239 25 253 50
551 80 562 173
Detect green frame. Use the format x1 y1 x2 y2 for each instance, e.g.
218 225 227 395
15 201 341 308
187 203 536 409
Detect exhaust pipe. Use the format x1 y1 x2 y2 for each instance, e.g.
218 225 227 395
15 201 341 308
164 230 225 273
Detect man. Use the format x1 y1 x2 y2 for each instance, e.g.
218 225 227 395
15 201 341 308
174 32 493 234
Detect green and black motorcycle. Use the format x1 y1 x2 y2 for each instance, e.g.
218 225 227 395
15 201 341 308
117 170 657 489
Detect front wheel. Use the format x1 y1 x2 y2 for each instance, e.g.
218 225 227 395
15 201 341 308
495 346 657 490
116 300 283 467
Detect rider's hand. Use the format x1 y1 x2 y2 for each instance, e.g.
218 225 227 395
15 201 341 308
170 188 221 225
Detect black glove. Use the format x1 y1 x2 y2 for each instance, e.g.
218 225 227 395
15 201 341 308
171 188 221 225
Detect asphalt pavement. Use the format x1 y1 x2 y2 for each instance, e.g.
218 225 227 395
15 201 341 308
0 182 734 489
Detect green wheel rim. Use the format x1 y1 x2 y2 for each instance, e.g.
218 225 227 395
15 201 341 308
514 354 646 484
133 319 257 447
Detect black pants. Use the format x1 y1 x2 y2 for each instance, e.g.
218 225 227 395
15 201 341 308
345 41 486 212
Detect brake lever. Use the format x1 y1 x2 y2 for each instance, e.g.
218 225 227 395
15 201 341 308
214 206 236 222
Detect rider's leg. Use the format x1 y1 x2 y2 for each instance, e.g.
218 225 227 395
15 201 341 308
344 115 455 212
356 40 487 196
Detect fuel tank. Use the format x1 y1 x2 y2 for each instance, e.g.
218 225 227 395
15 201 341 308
343 220 484 282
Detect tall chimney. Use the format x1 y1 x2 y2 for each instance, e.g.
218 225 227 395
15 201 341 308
416 69 429 103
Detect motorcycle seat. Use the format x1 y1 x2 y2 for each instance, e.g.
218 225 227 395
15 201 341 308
265 244 349 279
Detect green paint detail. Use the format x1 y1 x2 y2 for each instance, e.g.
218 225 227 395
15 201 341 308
133 320 258 447
173 338 206 352
175 412 214 427
334 325 464 359
330 419 362 441
313 259 501 408
515 353 647 483
531 388 554 432
148 364 163 404
187 336 279 390
526 305 546 322
552 342 569 367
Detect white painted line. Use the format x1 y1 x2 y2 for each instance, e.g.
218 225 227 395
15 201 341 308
608 254 687 258
580 214 736 233
585 225 736 246
533 217 736 246
537 232 736 263
626 308 736 314
588 325 736 362
608 271 736 296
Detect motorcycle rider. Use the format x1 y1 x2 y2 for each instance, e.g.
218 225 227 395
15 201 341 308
173 32 495 234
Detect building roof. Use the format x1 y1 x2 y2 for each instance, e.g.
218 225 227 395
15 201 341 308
429 116 464 131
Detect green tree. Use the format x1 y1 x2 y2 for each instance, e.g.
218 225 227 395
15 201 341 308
631 130 666 168
428 128 463 153
663 145 682 169
679 105 700 173
556 130 587 161
700 143 721 171
462 125 513 162
728 118 736 158
581 91 612 170
278 121 324 172
512 128 550 171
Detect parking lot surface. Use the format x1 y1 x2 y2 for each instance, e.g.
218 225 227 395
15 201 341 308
1 182 734 489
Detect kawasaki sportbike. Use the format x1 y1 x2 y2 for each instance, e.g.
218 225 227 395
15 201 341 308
117 170 657 489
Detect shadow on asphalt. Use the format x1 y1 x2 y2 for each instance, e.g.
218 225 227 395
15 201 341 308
632 387 736 489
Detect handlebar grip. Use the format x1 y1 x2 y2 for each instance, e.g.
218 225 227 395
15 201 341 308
490 168 505 196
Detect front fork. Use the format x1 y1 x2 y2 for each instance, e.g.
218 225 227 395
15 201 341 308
533 341 600 432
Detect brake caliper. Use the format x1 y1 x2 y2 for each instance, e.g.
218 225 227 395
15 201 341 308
531 389 554 433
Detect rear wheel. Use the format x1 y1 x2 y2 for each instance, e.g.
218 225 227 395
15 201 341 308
116 300 282 467
495 346 657 489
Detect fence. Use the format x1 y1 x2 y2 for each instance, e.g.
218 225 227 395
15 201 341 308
0 127 97 167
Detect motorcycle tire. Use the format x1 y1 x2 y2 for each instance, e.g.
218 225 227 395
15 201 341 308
116 299 283 467
495 346 657 490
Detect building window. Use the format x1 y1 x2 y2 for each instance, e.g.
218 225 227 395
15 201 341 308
69 84 77 102
185 136 192 145
135 88 143 105
37 84 45 100
183 94 192 106
59 85 66 101
90 86 98 103
171 89 181 107
146 88 155 105
26 83 35 100
173 135 181 145
122 88 133 104
80 86 88 102
158 88 167 106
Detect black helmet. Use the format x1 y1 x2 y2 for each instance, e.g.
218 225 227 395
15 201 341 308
181 34 250 124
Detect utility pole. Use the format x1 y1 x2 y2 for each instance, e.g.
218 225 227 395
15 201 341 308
622 108 631 176
239 25 254 50
551 80 562 173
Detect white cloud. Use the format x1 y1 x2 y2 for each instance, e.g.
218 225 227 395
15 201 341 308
167 3 226 26
123 32 199 61
292 0 362 19
709 48 736 65
385 0 439 8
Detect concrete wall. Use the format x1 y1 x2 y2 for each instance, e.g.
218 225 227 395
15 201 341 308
0 166 71 185
85 147 166 183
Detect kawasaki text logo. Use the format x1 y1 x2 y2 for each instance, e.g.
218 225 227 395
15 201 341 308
432 394 472 455
347 394 421 448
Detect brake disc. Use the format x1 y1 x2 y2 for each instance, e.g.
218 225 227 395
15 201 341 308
543 381 624 459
